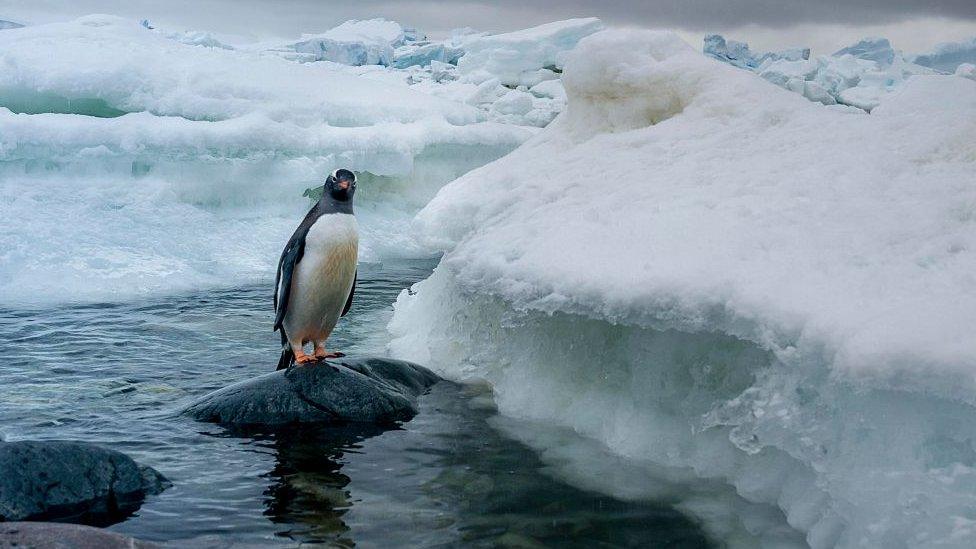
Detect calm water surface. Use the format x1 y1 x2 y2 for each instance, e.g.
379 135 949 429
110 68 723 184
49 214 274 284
0 260 710 547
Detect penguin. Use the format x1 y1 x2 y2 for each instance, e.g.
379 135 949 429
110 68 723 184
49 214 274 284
274 169 358 370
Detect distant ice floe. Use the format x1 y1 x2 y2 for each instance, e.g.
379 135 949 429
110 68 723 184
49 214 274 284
911 37 976 73
391 28 976 549
0 14 534 306
704 33 971 111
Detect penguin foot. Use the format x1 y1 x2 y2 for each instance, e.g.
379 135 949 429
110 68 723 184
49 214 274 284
294 352 318 364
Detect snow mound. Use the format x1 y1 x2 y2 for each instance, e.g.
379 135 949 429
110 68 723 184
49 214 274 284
911 37 976 73
391 29 976 548
0 15 533 306
958 63 976 80
457 18 603 86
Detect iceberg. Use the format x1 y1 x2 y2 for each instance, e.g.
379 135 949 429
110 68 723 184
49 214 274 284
274 18 407 66
911 37 976 73
457 18 603 86
392 42 464 68
832 37 895 67
724 35 938 112
0 15 534 306
705 34 809 70
391 29 976 548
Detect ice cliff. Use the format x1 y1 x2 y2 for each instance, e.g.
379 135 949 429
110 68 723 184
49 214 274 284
391 29 976 548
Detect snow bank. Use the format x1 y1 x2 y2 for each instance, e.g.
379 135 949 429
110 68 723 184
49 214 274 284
391 29 976 548
0 15 532 306
457 18 603 86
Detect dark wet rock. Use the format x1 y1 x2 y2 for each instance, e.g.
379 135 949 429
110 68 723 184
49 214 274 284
183 357 440 426
0 441 170 525
0 522 159 548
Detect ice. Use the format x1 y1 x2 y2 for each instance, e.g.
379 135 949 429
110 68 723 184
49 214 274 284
958 63 976 80
392 42 464 68
270 18 408 66
390 29 976 548
163 29 234 49
714 34 940 111
0 15 534 306
832 37 896 66
911 37 976 73
705 34 809 70
457 18 603 86
0 19 24 30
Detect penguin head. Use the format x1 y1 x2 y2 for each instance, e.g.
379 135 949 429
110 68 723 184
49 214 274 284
325 168 357 202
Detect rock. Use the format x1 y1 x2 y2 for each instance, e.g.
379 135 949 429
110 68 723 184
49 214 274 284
0 441 170 524
0 522 158 548
183 357 440 426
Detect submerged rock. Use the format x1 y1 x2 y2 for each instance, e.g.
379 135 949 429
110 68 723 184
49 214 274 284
0 441 170 524
183 357 440 426
0 522 159 548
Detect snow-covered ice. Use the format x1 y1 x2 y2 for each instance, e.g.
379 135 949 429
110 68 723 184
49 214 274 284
832 37 896 66
712 34 940 111
265 18 409 66
391 29 976 549
704 33 809 69
457 18 603 86
911 37 976 73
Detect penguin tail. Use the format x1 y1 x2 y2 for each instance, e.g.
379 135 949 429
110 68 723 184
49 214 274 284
276 331 294 371
276 347 294 371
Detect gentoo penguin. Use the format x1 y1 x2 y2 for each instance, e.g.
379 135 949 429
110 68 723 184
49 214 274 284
274 169 358 370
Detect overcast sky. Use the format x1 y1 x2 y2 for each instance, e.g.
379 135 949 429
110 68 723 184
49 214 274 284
2 0 975 54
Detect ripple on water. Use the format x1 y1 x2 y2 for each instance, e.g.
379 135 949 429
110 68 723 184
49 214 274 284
0 259 710 547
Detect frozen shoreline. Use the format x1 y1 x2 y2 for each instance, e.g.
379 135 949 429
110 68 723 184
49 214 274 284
390 29 976 548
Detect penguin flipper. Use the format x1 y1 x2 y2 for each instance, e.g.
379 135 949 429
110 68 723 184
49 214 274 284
341 271 356 317
274 205 321 331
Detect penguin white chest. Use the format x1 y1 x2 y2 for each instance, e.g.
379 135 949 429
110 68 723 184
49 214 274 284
283 213 358 343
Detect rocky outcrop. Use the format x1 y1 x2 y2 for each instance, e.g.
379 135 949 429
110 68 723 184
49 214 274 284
183 357 440 426
0 441 169 524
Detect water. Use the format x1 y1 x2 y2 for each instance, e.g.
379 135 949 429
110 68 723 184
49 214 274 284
0 259 711 547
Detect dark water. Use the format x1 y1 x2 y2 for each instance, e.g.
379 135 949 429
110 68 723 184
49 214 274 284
0 260 710 548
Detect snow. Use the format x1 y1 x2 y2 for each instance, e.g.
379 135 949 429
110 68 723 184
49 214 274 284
0 19 24 30
958 63 976 80
390 29 976 548
911 37 976 73
0 15 534 306
457 18 603 86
